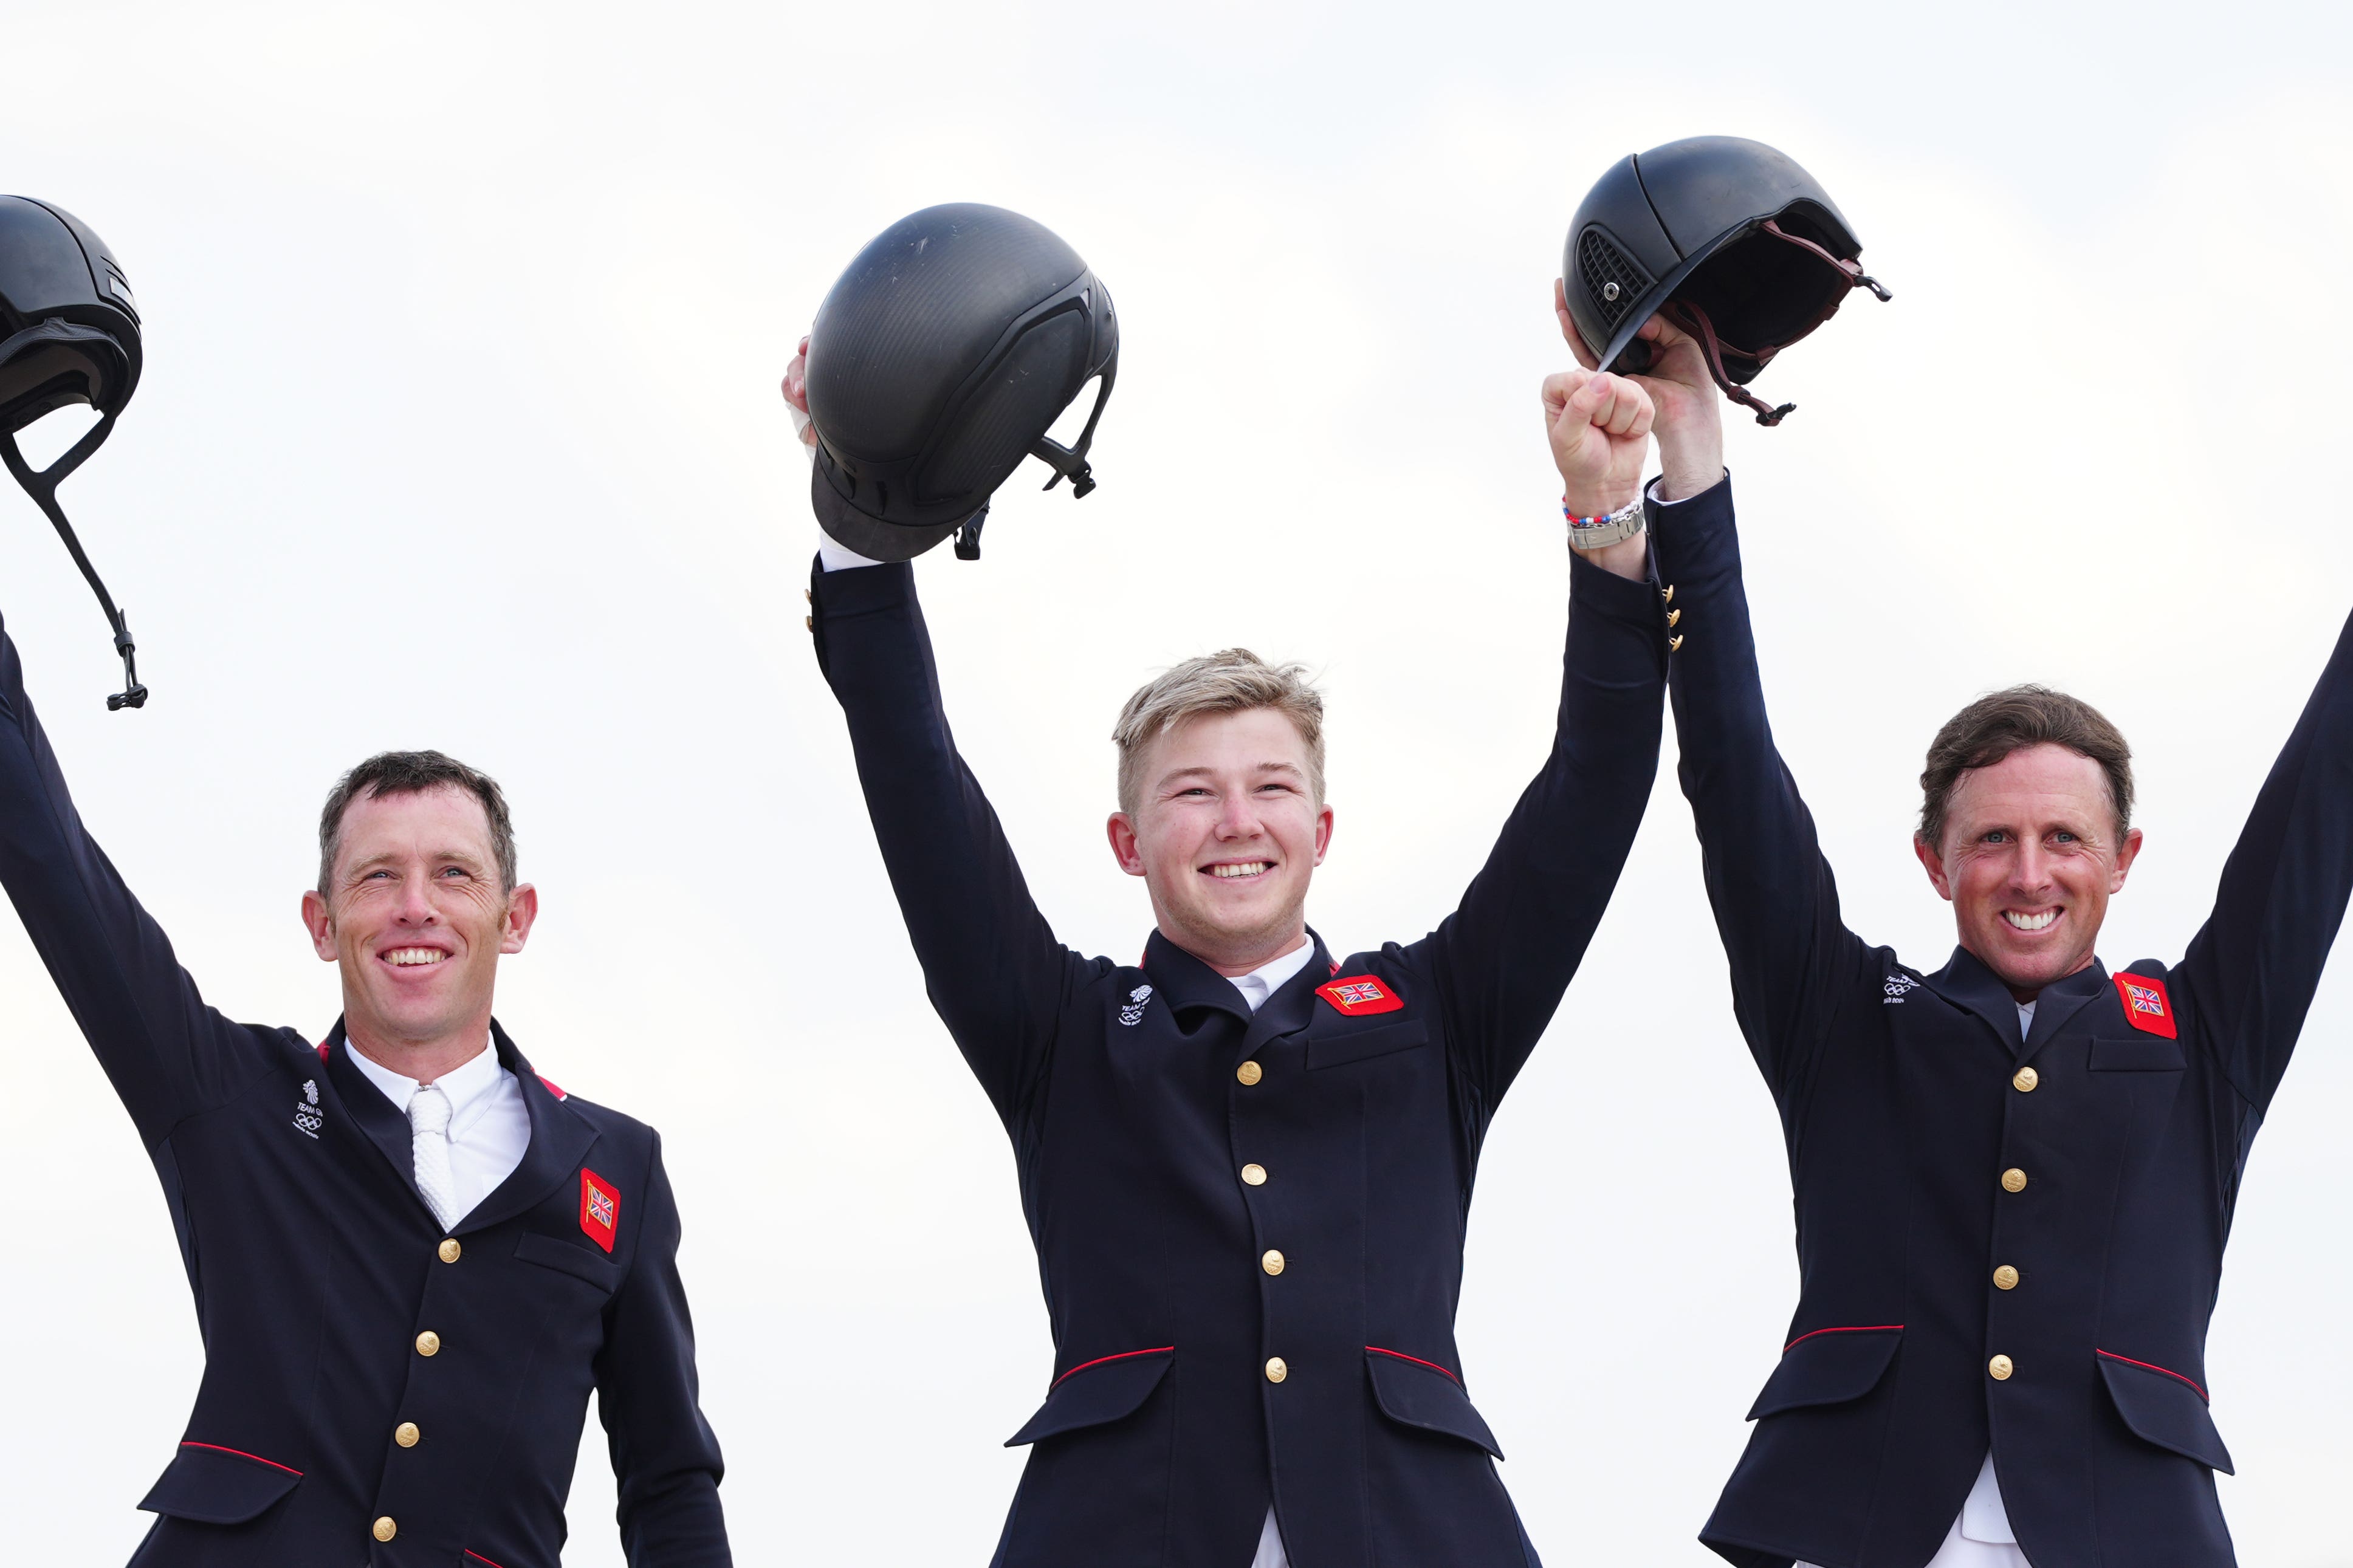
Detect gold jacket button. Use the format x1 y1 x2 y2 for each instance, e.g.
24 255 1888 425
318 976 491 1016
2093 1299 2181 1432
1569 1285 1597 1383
1240 1163 1267 1186
415 1330 441 1357
2001 1168 2027 1193
1666 608 1682 628
1988 1354 2015 1381
394 1421 421 1448
1993 1265 2020 1291
438 1238 462 1264
1236 1061 1263 1086
1669 634 1685 652
373 1516 399 1542
2012 1066 2039 1093
1265 1356 1288 1383
1662 584 1675 604
1262 1249 1285 1276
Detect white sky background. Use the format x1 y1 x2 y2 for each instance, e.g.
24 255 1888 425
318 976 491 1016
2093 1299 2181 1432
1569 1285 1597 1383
3 0 2352 1561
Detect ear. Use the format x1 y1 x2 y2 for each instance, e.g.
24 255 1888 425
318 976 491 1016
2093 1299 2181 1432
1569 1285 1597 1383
2109 827 2144 894
1914 834 1955 901
1311 803 1335 866
499 883 540 954
301 888 337 961
1106 813 1147 877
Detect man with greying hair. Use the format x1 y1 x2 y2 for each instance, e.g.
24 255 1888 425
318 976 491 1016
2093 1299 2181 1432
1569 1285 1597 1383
785 334 1672 1566
0 614 730 1567
1576 298 2353 1567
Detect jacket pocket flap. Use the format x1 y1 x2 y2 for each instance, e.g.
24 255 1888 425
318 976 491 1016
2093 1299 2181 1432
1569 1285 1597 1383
139 1442 303 1523
1364 1348 1502 1457
1309 1020 1430 1070
1748 1327 1904 1420
2098 1352 2233 1473
1006 1347 1174 1447
516 1230 620 1290
2089 1036 2186 1071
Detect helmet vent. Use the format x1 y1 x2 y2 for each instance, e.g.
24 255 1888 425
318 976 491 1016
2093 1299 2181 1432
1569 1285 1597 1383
1578 228 1651 327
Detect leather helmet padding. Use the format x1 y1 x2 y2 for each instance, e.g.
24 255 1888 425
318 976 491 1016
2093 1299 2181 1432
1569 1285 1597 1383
1565 137 1861 379
0 330 128 429
1669 205 1856 383
806 203 1115 560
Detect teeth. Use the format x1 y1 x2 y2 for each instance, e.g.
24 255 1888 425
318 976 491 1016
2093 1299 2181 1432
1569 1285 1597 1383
385 948 448 966
1210 862 1271 879
2003 911 2058 931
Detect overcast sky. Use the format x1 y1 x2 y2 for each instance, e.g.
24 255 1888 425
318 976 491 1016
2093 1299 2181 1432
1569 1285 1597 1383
5 1 2353 1563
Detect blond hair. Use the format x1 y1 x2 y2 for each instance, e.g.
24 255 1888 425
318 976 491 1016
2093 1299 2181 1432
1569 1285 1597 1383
1112 649 1325 816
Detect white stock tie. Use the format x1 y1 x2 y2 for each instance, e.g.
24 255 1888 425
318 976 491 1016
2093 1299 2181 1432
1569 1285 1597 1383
408 1084 460 1231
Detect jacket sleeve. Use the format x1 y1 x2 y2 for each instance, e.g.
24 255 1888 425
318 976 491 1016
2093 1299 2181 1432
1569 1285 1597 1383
808 559 1082 1134
0 605 268 1146
1414 546 1669 1114
2173 601 2353 1113
597 1132 730 1567
1647 475 1871 1101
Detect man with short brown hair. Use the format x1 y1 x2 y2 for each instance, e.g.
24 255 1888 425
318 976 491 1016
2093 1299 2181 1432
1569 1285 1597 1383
0 637 732 1564
1587 302 2353 1567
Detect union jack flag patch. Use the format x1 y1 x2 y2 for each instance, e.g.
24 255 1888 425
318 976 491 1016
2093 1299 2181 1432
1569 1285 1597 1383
2114 973 2179 1040
580 1168 620 1253
1316 974 1406 1016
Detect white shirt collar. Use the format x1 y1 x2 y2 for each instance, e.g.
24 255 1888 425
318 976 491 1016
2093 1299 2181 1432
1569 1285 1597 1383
345 1035 507 1123
1228 936 1317 1014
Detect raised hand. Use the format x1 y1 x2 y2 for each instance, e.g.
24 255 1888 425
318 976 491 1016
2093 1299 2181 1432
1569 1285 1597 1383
1555 279 1724 504
1542 365 1653 519
781 334 817 452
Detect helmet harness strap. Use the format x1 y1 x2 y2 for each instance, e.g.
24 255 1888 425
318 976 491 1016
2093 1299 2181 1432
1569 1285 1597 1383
0 411 146 709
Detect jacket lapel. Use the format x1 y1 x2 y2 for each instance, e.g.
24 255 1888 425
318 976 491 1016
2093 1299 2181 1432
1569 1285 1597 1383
1139 928 1333 1063
1921 947 2027 1057
322 1018 428 1208
2021 959 2111 1064
458 1021 599 1236
1242 931 1334 1061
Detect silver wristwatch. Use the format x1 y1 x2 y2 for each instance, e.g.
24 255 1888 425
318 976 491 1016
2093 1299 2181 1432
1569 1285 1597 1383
1565 495 1645 551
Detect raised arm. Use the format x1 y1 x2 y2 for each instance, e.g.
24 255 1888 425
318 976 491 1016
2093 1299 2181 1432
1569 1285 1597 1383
0 605 266 1145
1420 361 1669 1109
806 558 1081 1132
1610 314 1867 1100
2173 601 2353 1112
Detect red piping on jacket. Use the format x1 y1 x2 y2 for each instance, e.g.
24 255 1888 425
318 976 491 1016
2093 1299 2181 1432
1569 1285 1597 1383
179 1441 303 1476
1051 1346 1175 1387
1365 1346 1460 1383
1783 1324 1905 1354
316 1041 330 1064
464 1552 509 1567
2097 1349 2209 1402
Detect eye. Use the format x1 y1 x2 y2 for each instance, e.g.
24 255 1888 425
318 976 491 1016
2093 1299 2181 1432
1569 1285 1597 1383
1982 830 2008 844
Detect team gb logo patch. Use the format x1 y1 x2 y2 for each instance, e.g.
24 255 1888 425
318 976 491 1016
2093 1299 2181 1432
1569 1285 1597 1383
2114 974 2179 1040
1316 975 1405 1016
291 1079 324 1139
1118 985 1153 1027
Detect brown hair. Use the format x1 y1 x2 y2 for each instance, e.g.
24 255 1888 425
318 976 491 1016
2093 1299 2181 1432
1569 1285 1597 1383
318 750 517 894
1111 649 1325 816
1918 685 2133 850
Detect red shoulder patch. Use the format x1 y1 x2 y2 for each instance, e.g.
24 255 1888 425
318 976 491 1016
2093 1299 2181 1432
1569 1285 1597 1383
579 1169 620 1252
2114 973 2178 1039
1316 974 1405 1016
538 1075 566 1101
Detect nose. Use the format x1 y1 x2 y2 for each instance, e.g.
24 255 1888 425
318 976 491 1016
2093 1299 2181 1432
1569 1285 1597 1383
1215 792 1265 841
392 876 439 925
2011 840 2056 896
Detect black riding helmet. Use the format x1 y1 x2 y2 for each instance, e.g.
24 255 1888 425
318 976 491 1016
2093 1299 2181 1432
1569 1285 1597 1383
805 203 1116 562
0 195 146 707
1564 136 1890 426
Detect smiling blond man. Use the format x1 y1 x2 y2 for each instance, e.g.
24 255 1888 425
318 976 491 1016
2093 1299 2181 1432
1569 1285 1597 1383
1584 303 2353 1568
0 674 730 1565
788 338 1672 1567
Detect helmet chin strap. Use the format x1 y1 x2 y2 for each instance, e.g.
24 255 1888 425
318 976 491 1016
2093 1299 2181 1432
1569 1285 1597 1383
0 410 145 709
1661 300 1797 428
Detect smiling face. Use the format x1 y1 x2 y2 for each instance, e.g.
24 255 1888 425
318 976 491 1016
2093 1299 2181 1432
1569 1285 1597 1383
1914 742 2142 998
1106 707 1334 976
301 786 537 1061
